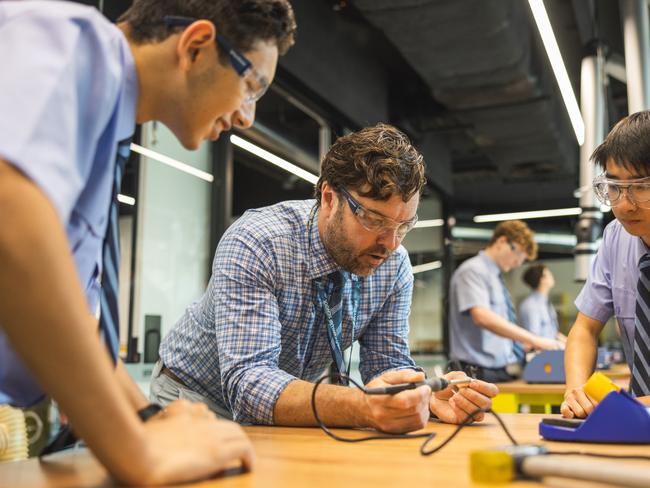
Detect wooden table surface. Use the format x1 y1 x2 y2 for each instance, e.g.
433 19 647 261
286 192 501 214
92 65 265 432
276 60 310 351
1 414 648 487
496 374 630 395
496 381 567 394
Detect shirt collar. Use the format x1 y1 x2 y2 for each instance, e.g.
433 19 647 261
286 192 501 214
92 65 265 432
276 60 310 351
635 235 650 263
530 291 547 302
116 28 139 142
305 204 342 280
478 250 502 275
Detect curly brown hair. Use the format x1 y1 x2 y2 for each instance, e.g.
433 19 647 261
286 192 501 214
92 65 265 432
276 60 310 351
315 123 426 204
488 220 538 260
119 0 296 62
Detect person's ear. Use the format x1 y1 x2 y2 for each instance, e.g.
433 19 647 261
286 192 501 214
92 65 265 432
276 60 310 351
175 20 216 71
320 182 337 216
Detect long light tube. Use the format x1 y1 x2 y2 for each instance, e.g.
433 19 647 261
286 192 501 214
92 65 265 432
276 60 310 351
117 194 136 206
474 204 611 223
130 143 214 182
230 135 319 184
452 226 578 247
412 260 442 274
474 207 582 223
413 219 445 228
528 0 585 145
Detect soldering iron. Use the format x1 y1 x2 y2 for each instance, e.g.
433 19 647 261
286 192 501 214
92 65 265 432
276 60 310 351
363 377 473 395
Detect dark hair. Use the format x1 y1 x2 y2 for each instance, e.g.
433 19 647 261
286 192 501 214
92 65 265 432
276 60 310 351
315 123 426 204
591 111 650 175
522 264 546 289
119 0 296 62
487 220 538 260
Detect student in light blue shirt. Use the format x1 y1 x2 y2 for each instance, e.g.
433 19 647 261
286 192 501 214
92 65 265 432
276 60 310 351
0 0 296 483
519 264 567 342
563 112 650 418
449 221 564 383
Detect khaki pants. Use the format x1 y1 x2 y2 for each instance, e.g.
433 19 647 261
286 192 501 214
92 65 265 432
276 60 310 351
149 360 233 420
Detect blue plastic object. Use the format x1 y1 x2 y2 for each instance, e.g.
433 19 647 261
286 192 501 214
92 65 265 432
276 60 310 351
524 348 612 383
523 350 565 383
540 390 650 444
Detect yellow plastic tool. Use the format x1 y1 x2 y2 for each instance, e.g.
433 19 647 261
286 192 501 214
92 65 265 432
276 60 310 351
470 444 548 483
583 371 621 402
470 449 515 483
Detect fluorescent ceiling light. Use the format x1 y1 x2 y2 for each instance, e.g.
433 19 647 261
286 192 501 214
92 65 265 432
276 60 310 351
474 207 582 223
528 0 585 145
452 226 577 247
412 260 442 274
130 143 214 183
230 135 319 184
413 218 444 228
117 194 135 206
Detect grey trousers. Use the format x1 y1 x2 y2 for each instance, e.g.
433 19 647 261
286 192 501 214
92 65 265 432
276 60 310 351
149 360 233 420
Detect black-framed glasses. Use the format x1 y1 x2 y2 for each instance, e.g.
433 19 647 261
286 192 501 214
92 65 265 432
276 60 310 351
507 240 527 263
163 15 269 104
339 187 418 238
593 174 650 209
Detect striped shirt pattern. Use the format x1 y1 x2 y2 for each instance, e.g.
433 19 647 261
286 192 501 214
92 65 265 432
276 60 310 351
632 254 650 396
159 200 417 424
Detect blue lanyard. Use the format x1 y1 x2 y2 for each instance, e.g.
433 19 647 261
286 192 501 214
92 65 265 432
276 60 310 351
315 275 362 376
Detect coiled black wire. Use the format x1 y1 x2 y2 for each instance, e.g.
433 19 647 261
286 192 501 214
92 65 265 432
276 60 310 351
311 372 650 461
310 373 436 442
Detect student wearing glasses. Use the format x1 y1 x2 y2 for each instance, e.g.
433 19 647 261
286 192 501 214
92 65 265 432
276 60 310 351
0 0 295 484
152 124 498 432
563 111 650 418
448 221 564 383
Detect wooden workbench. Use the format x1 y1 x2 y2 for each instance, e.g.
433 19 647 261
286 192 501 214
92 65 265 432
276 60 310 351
1 414 648 487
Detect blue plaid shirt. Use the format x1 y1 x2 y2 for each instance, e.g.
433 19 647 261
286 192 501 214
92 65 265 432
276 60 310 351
160 200 418 424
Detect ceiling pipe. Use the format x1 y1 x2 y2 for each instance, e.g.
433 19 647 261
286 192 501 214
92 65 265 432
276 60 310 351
575 42 607 282
620 0 650 112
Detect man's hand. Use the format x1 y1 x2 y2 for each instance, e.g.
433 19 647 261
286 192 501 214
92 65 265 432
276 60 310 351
138 399 255 486
363 370 431 434
429 371 498 424
561 385 597 418
531 336 565 351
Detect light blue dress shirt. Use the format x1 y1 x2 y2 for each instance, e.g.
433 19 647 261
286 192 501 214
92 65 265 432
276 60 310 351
0 1 138 406
159 200 419 425
575 219 647 371
519 291 559 339
449 251 518 368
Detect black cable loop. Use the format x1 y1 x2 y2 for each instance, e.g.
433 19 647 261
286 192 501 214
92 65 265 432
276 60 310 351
311 373 650 462
311 373 435 442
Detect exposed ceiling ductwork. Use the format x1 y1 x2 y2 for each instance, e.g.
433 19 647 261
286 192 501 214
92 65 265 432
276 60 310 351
354 0 581 212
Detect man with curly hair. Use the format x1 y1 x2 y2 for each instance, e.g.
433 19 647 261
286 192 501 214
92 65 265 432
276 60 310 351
154 124 498 431
449 221 564 383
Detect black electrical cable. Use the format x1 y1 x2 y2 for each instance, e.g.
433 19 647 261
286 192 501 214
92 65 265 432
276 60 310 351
311 373 650 462
420 407 517 456
310 373 436 442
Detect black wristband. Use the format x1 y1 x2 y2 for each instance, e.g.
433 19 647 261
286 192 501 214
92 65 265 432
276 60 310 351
137 403 163 422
